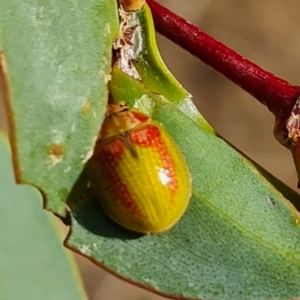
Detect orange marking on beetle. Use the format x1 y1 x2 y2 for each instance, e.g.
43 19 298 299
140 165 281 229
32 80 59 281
131 125 178 195
131 111 149 123
98 138 125 163
95 138 145 218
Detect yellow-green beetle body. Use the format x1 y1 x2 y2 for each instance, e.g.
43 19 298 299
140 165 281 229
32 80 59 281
90 103 191 233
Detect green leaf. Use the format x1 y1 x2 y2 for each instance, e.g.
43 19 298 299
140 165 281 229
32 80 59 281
67 96 300 300
66 6 300 300
0 0 119 215
0 133 86 300
2 0 300 298
110 5 214 134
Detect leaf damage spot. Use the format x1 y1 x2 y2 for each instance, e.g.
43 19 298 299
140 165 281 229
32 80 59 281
81 100 91 114
47 143 64 168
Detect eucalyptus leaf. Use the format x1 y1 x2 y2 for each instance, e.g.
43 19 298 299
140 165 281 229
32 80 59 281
67 95 300 300
0 134 86 300
65 4 300 300
0 0 119 215
2 0 300 299
132 6 215 134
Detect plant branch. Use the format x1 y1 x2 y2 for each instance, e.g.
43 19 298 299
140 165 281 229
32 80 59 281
146 0 300 120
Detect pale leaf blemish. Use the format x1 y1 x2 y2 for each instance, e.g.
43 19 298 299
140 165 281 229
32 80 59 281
106 23 111 34
71 123 76 132
64 166 71 173
177 99 197 114
143 278 158 289
81 100 91 114
80 136 97 164
104 74 112 84
80 148 94 164
134 94 154 115
78 244 91 256
99 70 111 84
0 52 8 74
92 243 98 250
31 6 48 27
93 111 97 119
267 196 275 206
51 128 64 144
47 155 63 169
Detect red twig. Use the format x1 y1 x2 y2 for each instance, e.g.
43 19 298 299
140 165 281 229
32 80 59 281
146 0 300 120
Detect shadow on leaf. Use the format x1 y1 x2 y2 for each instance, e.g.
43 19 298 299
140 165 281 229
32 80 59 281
66 162 143 240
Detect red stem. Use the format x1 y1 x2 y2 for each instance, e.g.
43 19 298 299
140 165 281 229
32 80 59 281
146 0 300 119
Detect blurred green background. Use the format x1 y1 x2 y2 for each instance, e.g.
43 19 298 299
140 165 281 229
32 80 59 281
1 0 299 299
